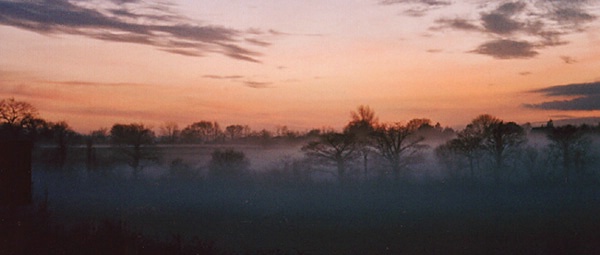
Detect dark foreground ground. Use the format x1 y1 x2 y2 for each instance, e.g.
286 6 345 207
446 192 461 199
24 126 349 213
3 170 600 255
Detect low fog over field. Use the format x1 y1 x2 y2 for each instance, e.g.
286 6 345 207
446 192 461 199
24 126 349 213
3 100 600 254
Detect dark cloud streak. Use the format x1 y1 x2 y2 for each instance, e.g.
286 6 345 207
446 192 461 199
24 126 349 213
530 82 600 97
526 82 600 111
525 96 600 111
433 18 480 31
0 0 267 62
243 81 272 89
471 39 538 59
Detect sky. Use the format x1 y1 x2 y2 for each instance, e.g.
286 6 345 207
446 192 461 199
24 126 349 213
1 0 600 133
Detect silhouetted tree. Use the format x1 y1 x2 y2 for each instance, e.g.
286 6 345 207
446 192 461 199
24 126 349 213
85 128 108 171
372 120 427 181
305 128 321 139
275 125 289 137
208 149 249 179
276 125 299 140
344 105 378 180
438 124 484 181
547 125 591 184
90 128 109 143
110 123 157 178
520 145 550 184
302 131 358 182
159 121 180 144
0 98 40 139
181 121 221 143
481 119 526 184
242 125 252 137
252 129 273 146
225 124 245 141
49 121 77 167
435 142 465 181
407 118 433 131
470 114 501 134
435 114 526 184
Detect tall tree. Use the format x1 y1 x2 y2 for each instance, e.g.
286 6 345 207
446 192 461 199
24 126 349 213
547 125 591 184
372 120 427 181
438 123 485 181
181 121 221 143
435 142 465 181
350 105 378 127
302 131 358 182
110 123 157 177
467 114 500 134
225 124 245 141
85 128 108 171
0 98 39 139
159 121 180 144
481 120 526 184
406 118 433 131
345 105 378 179
49 121 77 167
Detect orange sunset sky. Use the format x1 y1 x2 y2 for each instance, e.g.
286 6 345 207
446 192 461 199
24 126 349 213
1 0 600 133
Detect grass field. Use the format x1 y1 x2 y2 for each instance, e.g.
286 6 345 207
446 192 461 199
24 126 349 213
17 144 600 254
31 167 600 255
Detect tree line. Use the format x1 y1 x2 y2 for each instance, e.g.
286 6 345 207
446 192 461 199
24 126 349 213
2 98 599 185
300 106 599 185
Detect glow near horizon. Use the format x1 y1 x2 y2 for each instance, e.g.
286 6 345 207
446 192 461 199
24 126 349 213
1 0 600 133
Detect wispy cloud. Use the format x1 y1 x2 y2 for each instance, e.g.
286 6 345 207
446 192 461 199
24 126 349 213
560 55 578 64
203 75 244 80
202 74 272 88
245 38 271 47
380 0 451 17
433 18 480 32
525 82 600 110
379 0 451 7
382 0 598 59
470 39 538 59
426 48 443 53
243 81 272 89
43 80 146 87
0 0 271 62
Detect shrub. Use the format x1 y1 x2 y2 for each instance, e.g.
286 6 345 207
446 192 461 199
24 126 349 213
207 149 249 179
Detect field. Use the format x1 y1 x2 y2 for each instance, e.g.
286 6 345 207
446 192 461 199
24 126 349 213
18 145 600 254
